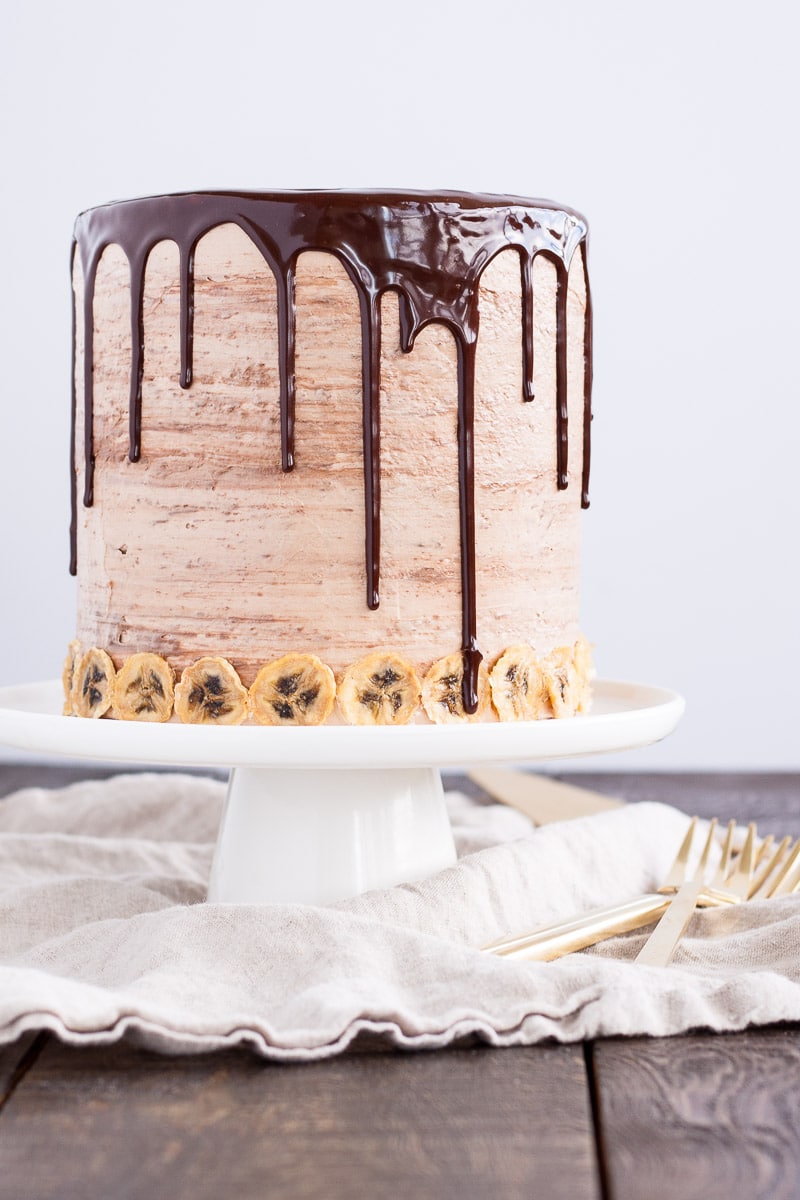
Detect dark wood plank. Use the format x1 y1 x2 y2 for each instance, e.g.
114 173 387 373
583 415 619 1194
422 770 800 838
0 1033 43 1110
3 765 798 836
555 772 800 836
591 1027 800 1200
0 1039 600 1200
0 763 225 800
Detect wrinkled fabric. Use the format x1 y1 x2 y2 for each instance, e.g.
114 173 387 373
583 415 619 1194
1 772 798 1059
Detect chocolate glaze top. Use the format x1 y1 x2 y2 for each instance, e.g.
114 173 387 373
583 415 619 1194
70 189 592 713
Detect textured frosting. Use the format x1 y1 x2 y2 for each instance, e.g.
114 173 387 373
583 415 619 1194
69 190 592 715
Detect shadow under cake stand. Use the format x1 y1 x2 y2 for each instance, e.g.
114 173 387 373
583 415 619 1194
0 679 683 905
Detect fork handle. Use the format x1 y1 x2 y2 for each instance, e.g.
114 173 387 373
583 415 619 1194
634 879 704 967
483 893 671 962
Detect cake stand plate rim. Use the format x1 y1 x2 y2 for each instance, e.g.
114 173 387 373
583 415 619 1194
0 678 684 769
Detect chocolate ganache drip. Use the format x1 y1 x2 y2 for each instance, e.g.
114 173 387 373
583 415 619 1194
70 190 592 714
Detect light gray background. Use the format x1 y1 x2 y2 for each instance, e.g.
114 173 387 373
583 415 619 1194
0 0 797 768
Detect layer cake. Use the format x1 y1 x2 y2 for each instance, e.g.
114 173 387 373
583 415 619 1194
64 190 593 725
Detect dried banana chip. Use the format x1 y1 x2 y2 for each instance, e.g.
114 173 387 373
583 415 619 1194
62 639 82 716
72 647 116 719
572 635 594 693
174 657 248 726
489 644 549 721
113 652 175 722
250 653 336 726
338 652 421 726
543 642 591 718
421 652 490 724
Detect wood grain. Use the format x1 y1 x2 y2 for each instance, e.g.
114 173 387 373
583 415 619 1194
560 772 800 836
592 1028 800 1200
446 771 800 842
0 764 225 800
5 765 794 826
0 1034 42 1112
0 1039 600 1200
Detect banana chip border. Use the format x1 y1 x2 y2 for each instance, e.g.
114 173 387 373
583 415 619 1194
61 638 593 725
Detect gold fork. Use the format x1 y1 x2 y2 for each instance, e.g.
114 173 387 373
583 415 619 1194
483 820 799 964
482 816 732 961
637 828 800 966
634 820 755 966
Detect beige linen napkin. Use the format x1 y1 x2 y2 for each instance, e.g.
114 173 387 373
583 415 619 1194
1 773 799 1059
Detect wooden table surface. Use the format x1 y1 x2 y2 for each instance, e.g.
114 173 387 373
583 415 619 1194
1 767 799 1200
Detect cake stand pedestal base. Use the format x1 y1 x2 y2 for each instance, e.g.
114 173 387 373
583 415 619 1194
207 766 456 905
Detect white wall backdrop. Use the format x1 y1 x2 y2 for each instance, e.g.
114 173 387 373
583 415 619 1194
0 0 798 768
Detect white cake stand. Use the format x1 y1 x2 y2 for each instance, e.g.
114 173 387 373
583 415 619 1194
0 678 683 905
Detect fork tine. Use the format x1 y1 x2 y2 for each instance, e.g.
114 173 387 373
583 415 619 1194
709 819 736 890
721 818 737 870
750 835 792 899
767 841 800 898
723 822 756 900
697 818 718 877
660 817 698 891
754 834 775 868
